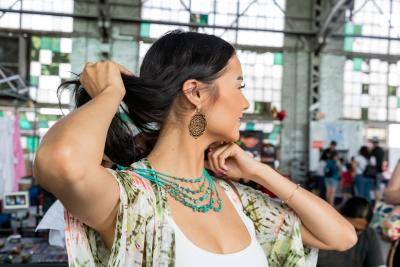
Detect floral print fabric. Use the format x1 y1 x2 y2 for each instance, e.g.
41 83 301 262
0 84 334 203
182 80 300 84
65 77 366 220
64 159 318 266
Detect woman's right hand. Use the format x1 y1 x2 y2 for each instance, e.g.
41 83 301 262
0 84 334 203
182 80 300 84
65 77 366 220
79 60 134 99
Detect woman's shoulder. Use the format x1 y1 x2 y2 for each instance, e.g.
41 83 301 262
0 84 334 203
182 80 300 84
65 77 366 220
110 168 153 192
112 158 151 182
107 159 156 203
223 179 288 215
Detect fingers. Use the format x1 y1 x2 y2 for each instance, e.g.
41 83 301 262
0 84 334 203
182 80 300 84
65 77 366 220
82 61 134 76
207 148 217 173
208 143 233 174
116 63 134 76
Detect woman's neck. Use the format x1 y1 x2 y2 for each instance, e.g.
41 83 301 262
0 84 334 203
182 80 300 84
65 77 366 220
146 125 212 178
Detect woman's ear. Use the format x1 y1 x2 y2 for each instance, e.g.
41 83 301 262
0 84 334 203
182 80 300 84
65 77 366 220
182 79 202 108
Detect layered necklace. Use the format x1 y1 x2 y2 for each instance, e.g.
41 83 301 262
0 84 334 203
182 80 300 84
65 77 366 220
134 165 223 213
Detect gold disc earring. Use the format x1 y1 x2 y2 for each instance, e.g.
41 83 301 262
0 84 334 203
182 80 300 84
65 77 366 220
188 108 207 139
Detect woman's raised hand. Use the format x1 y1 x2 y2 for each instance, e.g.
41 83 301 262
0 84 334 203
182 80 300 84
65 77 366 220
79 60 134 99
206 142 263 181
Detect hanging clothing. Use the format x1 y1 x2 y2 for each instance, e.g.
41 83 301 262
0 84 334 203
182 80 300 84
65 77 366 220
0 115 15 198
64 159 318 267
13 115 25 190
0 113 27 197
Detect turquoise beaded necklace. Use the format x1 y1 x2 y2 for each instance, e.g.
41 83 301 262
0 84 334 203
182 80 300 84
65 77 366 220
134 164 223 213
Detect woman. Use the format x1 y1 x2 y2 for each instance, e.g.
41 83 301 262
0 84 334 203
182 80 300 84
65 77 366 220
354 146 373 201
34 31 356 267
324 154 340 206
384 159 400 267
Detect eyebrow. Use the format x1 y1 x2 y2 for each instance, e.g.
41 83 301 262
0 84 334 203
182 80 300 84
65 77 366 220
237 76 243 81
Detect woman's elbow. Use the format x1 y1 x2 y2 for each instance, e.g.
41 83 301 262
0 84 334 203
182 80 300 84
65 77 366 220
34 145 84 187
335 227 358 251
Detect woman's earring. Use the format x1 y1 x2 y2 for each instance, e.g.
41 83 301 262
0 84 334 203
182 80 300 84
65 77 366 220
188 108 206 139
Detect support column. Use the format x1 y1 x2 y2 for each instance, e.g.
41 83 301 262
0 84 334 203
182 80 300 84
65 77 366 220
71 0 141 74
281 0 313 181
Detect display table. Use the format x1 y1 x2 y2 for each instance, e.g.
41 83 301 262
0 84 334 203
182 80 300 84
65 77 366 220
0 237 67 266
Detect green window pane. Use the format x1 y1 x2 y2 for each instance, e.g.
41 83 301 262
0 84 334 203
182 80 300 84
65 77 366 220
273 52 283 65
398 98 400 108
0 111 3 118
353 57 363 71
49 64 59 75
52 53 69 63
389 86 397 96
40 64 50 75
345 22 354 35
41 37 53 49
140 22 150 38
354 24 362 35
32 36 41 49
31 49 39 61
361 108 368 120
51 38 61 52
30 76 39 86
344 23 362 35
344 37 353 52
362 84 369 94
200 14 209 25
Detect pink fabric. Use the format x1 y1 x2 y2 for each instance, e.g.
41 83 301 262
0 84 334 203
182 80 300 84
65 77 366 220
13 115 26 190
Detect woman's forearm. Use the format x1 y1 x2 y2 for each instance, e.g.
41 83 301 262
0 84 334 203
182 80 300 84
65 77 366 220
253 163 356 250
384 189 400 204
35 89 123 181
387 161 400 190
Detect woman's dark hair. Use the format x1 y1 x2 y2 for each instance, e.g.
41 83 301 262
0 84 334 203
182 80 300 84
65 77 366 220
359 146 370 159
340 197 373 223
58 30 235 166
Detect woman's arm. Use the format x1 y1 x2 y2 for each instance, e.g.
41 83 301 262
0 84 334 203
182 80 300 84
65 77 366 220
34 61 131 231
207 143 357 251
384 160 400 204
252 163 357 251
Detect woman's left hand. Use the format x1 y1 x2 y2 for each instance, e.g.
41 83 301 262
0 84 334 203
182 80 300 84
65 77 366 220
205 142 262 181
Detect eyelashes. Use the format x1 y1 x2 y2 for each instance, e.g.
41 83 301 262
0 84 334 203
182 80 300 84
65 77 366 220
239 82 246 89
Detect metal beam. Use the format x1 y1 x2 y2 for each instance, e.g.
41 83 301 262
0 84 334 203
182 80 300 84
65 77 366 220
316 0 351 44
0 8 317 36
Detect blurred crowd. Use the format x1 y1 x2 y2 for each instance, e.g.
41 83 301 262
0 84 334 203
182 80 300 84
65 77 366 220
312 139 400 267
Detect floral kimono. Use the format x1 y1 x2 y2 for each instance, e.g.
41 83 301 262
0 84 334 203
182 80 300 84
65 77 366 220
65 159 318 266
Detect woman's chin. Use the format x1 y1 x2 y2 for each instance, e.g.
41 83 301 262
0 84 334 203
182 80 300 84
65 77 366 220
225 131 240 143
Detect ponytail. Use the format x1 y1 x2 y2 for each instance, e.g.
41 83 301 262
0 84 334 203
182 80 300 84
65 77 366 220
57 74 170 166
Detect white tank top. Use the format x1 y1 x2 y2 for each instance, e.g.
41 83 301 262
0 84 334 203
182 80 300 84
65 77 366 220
167 188 269 267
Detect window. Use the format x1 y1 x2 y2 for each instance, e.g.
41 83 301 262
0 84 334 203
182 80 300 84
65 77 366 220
139 0 285 114
29 36 72 104
345 0 400 55
0 0 74 32
343 58 400 122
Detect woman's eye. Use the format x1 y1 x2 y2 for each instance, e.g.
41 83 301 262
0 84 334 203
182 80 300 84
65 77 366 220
239 82 246 89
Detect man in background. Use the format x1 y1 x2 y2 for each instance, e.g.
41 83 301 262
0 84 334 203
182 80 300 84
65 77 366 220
322 140 338 160
370 137 385 201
